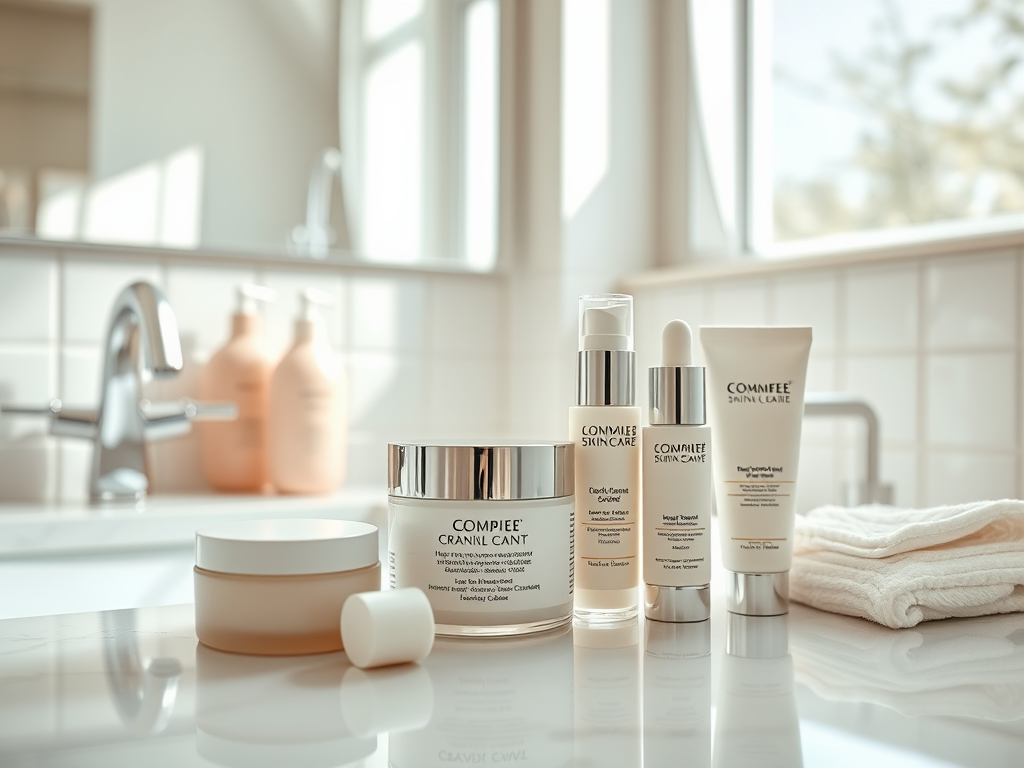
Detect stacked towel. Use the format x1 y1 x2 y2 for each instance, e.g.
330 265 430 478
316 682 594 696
790 499 1024 629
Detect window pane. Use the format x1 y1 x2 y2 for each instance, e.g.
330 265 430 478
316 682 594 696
363 40 423 263
365 0 423 42
463 0 498 269
761 0 1024 245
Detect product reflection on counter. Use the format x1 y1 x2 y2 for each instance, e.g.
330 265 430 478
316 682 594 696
390 625 574 767
713 614 803 768
196 644 432 768
643 620 712 768
574 619 642 768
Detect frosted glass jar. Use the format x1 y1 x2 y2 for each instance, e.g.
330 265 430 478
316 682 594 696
194 518 380 655
388 442 575 637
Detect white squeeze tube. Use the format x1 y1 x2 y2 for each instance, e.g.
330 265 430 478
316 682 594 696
570 294 642 622
699 327 812 616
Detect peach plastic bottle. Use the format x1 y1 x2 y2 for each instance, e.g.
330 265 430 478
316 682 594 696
200 284 276 492
268 289 347 494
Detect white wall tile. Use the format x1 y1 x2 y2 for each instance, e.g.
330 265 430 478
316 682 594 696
60 346 101 406
0 348 55 439
707 279 769 326
507 354 572 441
846 263 918 351
346 352 424 432
845 354 917 443
882 447 917 508
344 434 387 488
426 355 503 436
427 276 502 356
58 441 92 502
774 270 839 351
510 269 565 359
165 264 259 355
795 440 838 514
924 450 1016 506
350 275 426 353
0 437 55 502
928 352 1016 450
926 252 1016 350
63 260 162 343
260 270 345 357
0 256 57 342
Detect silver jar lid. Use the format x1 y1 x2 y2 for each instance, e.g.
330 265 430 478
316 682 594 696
388 442 574 501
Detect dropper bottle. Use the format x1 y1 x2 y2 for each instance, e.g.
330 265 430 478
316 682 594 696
569 293 642 623
200 284 276 492
268 288 347 494
642 319 712 622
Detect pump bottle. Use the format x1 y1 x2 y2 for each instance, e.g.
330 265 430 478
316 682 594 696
200 284 276 492
268 288 347 494
642 320 712 622
569 293 642 622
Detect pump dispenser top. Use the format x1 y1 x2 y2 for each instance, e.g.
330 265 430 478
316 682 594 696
649 320 705 426
293 287 335 343
236 284 277 316
576 294 635 406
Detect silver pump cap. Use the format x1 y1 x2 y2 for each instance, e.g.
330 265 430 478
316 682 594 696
727 571 789 616
725 613 789 659
576 294 636 407
644 584 710 623
387 442 574 501
649 319 705 425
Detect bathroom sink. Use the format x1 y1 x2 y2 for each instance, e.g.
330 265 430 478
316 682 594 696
0 489 387 620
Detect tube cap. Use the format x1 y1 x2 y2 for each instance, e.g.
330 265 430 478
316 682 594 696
727 571 789 616
341 588 435 669
725 613 789 659
643 584 710 623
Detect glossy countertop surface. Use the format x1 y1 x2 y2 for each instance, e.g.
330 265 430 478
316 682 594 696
2 590 1023 767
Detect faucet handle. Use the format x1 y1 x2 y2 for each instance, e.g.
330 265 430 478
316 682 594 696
0 399 99 439
140 398 237 442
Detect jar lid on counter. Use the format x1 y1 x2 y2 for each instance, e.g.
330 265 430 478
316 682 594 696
388 442 574 501
195 519 379 576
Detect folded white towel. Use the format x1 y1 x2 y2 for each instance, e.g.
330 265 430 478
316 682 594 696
790 499 1024 628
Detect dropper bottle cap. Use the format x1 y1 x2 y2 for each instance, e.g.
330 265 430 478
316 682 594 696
649 320 705 426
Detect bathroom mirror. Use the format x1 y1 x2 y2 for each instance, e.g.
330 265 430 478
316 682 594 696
0 0 501 268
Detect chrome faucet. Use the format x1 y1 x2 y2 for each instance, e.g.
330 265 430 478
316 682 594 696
91 282 184 501
1 281 235 504
288 147 349 258
803 392 894 506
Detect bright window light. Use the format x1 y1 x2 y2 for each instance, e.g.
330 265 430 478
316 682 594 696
363 41 424 263
562 0 609 219
365 0 423 41
754 0 1024 250
82 162 162 245
159 145 203 248
463 0 498 269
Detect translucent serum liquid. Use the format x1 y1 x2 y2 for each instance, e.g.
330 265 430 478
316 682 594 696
571 405 641 619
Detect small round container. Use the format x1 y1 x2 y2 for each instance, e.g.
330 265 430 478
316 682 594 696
388 441 574 637
194 518 380 655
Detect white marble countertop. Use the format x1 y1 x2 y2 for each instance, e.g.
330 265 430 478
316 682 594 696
2 589 1022 767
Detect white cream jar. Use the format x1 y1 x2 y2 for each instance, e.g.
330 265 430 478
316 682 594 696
388 442 574 637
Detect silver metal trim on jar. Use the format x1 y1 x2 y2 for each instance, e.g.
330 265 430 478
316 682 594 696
388 442 574 501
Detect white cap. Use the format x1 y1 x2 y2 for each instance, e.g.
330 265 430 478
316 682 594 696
195 519 378 576
236 284 277 315
299 287 336 321
341 588 435 669
578 294 634 352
